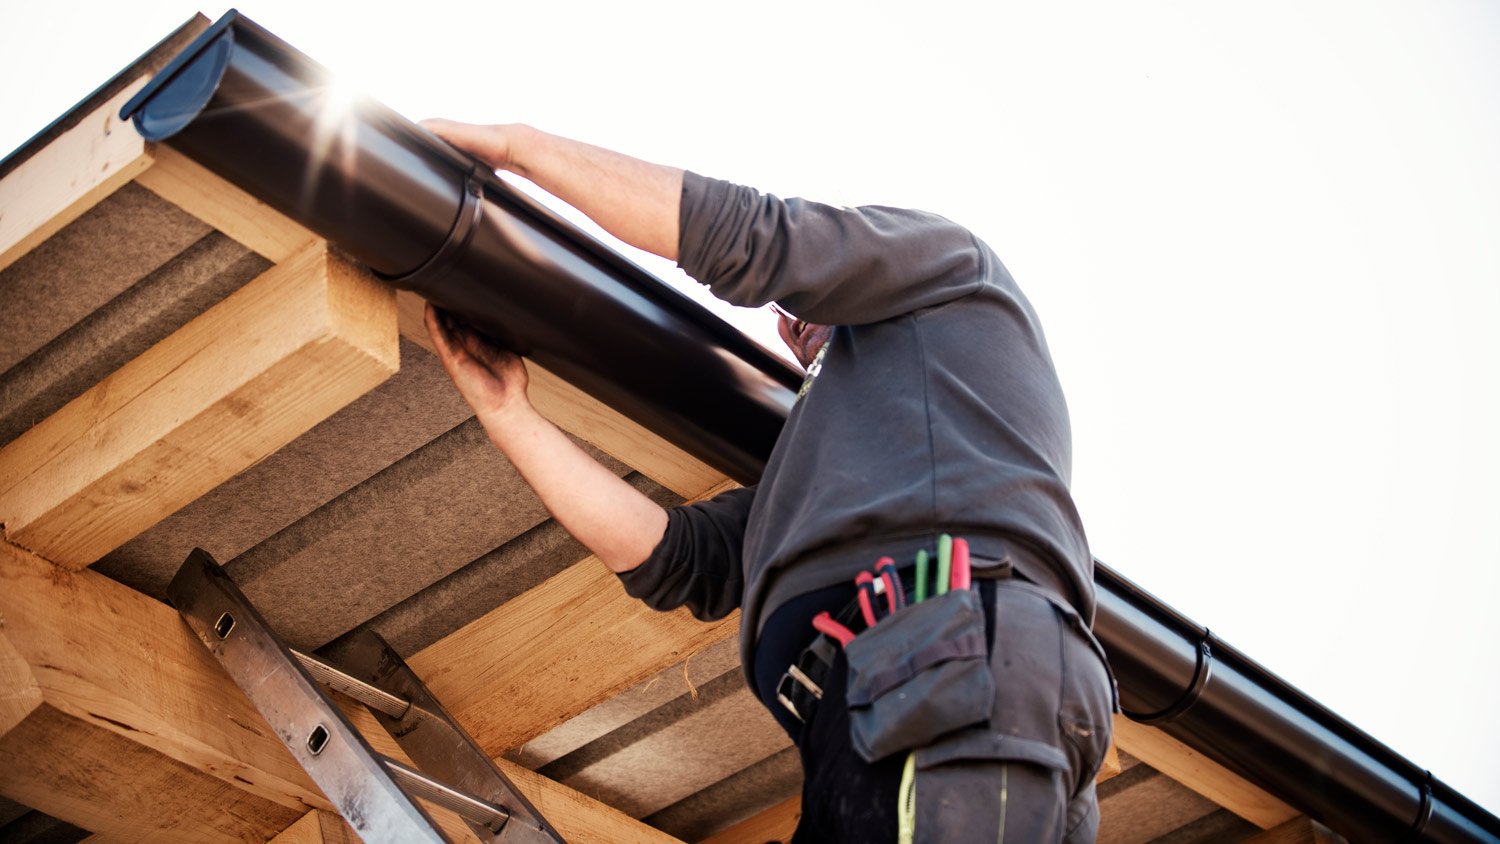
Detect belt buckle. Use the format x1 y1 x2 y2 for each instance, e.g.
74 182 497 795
775 664 824 723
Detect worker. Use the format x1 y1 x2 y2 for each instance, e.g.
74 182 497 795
420 118 1116 843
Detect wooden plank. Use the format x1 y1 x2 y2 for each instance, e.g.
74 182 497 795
396 290 725 498
1098 739 1123 783
0 78 153 273
1098 767 1220 844
701 796 801 844
135 144 318 263
268 811 358 844
1112 714 1298 829
1 705 301 843
409 479 738 754
0 539 683 844
0 538 325 812
1243 817 1346 844
0 629 42 740
0 240 399 568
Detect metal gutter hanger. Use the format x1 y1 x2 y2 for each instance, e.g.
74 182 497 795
122 12 1500 843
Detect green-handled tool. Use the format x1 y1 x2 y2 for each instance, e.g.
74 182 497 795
914 549 930 603
936 534 953 596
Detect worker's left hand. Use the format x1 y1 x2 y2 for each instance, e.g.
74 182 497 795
424 303 531 422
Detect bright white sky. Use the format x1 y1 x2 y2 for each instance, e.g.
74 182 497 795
3 0 1497 821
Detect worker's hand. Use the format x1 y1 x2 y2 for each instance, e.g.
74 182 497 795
424 303 531 421
421 119 525 173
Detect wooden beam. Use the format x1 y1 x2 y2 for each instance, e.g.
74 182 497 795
1097 740 1123 783
134 143 318 263
701 797 801 844
268 811 359 844
1243 817 1346 844
395 290 724 498
0 630 42 740
0 539 681 844
409 480 741 755
0 240 399 568
4 619 298 842
1112 714 1299 829
0 78 154 273
2 705 302 843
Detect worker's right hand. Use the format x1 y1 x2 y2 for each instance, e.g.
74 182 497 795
421 119 523 173
424 303 531 422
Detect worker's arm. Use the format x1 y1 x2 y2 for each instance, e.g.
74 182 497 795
675 174 988 326
421 120 683 262
424 305 667 573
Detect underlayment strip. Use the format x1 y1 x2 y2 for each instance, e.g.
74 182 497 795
0 233 268 446
1145 809 1259 844
97 338 474 597
0 809 92 844
320 472 681 662
548 677 792 818
220 416 629 650
645 746 803 842
508 633 740 770
0 183 211 375
1097 765 1222 844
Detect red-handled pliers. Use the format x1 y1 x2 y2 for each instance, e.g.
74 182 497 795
812 611 856 647
856 567 900 627
876 556 905 610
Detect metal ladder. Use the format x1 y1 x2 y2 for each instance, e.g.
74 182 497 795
168 549 564 844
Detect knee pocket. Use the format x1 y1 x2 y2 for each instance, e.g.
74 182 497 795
912 729 1070 843
987 583 1115 798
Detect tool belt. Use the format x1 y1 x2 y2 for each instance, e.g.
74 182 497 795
776 551 1012 740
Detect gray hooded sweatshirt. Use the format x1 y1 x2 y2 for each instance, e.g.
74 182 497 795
618 172 1092 680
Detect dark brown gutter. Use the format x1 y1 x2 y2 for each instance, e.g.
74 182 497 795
119 11 1500 842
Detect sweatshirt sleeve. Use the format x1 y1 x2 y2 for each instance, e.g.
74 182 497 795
676 172 984 325
616 485 756 621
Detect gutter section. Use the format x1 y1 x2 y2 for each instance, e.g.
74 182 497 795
122 12 1500 843
121 11 800 486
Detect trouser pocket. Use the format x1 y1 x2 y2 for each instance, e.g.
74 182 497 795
910 728 1072 843
905 581 1115 844
844 588 994 763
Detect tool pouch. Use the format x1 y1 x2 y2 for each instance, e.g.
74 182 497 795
844 588 994 763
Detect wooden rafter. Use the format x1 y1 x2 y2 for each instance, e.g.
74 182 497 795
0 539 681 843
0 79 155 273
410 480 740 755
1112 714 1298 829
0 239 399 568
268 811 359 844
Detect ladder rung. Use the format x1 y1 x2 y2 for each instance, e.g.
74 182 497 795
383 755 511 833
293 649 411 719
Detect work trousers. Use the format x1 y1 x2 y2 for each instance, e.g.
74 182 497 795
787 577 1115 843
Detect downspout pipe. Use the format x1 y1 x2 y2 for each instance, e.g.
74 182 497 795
122 12 1499 843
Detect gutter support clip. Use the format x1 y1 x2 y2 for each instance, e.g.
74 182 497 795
1124 628 1215 726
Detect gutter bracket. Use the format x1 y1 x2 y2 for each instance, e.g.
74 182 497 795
1402 770 1435 843
1124 628 1214 726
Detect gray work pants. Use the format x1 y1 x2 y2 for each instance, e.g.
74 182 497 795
792 577 1116 843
